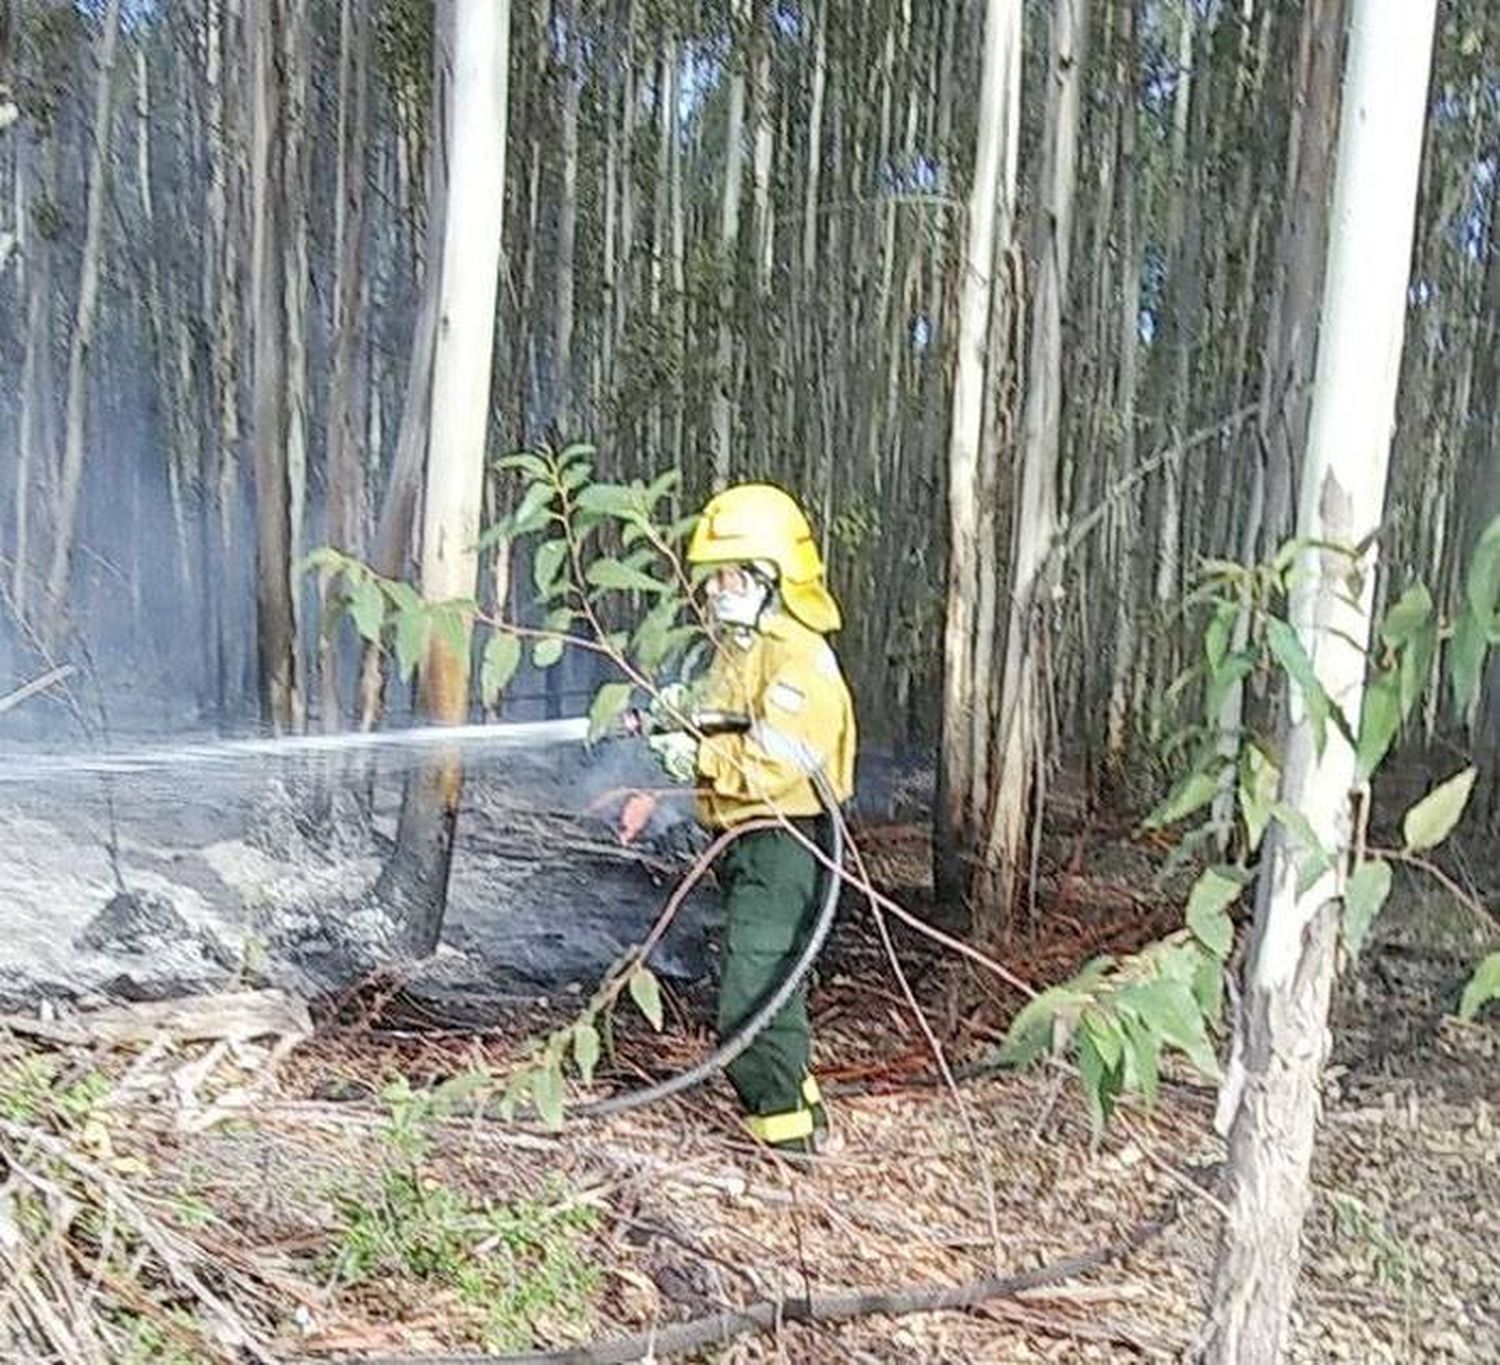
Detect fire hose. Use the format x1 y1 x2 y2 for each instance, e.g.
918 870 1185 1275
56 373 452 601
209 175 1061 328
518 708 846 1124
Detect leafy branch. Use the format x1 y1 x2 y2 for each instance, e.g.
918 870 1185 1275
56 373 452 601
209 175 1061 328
1007 517 1500 1121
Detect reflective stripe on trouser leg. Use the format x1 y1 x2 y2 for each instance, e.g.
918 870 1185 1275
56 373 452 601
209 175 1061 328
743 1075 825 1147
716 827 820 1126
746 1106 815 1145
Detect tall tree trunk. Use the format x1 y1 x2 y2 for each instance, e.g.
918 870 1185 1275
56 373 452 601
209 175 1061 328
322 0 372 731
973 0 1087 939
934 0 1023 908
249 0 301 732
13 126 54 620
374 0 510 957
1104 0 1141 769
552 0 580 435
712 0 749 485
282 0 312 686
358 8 453 733
1215 0 1345 836
1202 3 1437 1356
1257 0 1345 560
43 0 122 647
1146 2 1196 708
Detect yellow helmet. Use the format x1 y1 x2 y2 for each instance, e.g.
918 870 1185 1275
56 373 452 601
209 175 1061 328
686 483 842 633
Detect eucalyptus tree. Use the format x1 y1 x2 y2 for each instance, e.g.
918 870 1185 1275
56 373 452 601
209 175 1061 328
1202 2 1438 1355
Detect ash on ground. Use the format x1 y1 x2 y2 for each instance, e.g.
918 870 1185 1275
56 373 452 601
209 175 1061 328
0 736 724 1017
0 716 932 1018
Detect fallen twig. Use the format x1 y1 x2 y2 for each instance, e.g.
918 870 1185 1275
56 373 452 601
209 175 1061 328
0 1118 277 1363
345 1199 1178 1364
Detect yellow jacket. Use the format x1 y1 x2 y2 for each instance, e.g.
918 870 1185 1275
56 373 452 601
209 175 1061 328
693 612 857 830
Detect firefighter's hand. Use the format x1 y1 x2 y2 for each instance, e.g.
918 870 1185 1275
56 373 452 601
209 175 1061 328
649 681 692 728
648 730 698 784
618 791 657 846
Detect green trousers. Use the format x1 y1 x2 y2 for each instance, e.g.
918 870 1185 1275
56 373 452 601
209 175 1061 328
716 822 828 1146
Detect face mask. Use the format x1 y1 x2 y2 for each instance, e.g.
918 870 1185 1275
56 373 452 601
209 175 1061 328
708 566 773 631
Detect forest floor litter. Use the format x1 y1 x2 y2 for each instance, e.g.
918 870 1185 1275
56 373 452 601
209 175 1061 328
0 778 1495 1362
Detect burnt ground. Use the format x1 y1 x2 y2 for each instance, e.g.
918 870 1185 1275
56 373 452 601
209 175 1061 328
0 765 1496 1362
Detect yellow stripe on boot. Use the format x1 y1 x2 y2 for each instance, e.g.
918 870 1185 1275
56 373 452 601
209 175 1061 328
746 1106 815 1146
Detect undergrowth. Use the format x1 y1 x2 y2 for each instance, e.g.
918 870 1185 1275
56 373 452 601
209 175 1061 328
322 1077 600 1351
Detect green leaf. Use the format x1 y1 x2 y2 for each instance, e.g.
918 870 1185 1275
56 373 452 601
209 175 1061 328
575 483 641 519
1355 669 1401 782
531 1063 565 1130
628 968 664 1031
586 558 666 595
1238 743 1280 854
1204 599 1237 671
348 574 386 644
630 597 683 670
533 539 569 599
1190 949 1226 1027
509 478 556 537
1266 618 1331 755
645 467 681 508
1185 866 1243 960
573 1022 601 1085
1205 652 1257 721
394 605 431 683
1081 1007 1125 1072
1448 604 1488 725
588 682 633 741
1272 801 1328 865
1343 859 1392 960
1001 985 1089 1058
497 450 551 479
1458 952 1500 1021
533 636 565 669
1399 604 1438 722
302 546 351 575
1143 768 1220 830
432 604 470 675
558 440 598 466
1121 1014 1161 1107
382 579 423 613
1114 979 1220 1081
1076 1030 1110 1133
1273 797 1337 897
1464 515 1500 625
1380 582 1435 647
1401 766 1477 852
481 633 521 705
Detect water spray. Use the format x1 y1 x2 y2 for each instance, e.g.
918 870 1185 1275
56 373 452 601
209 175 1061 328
2 709 847 1127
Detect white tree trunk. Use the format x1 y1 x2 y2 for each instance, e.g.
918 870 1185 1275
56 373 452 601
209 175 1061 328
43 0 122 644
801 4 826 284
376 0 510 955
249 0 301 732
322 0 372 731
975 0 1086 936
712 0 749 485
1203 3 1438 1358
935 0 1022 902
13 130 55 619
553 0 580 434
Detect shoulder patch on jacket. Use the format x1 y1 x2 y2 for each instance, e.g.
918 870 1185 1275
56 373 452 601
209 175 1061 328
815 642 841 679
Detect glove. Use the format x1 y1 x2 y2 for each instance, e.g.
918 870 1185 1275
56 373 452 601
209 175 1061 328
649 681 692 730
648 729 699 784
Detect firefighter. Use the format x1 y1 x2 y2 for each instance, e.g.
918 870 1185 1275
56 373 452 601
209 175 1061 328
628 483 857 1152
